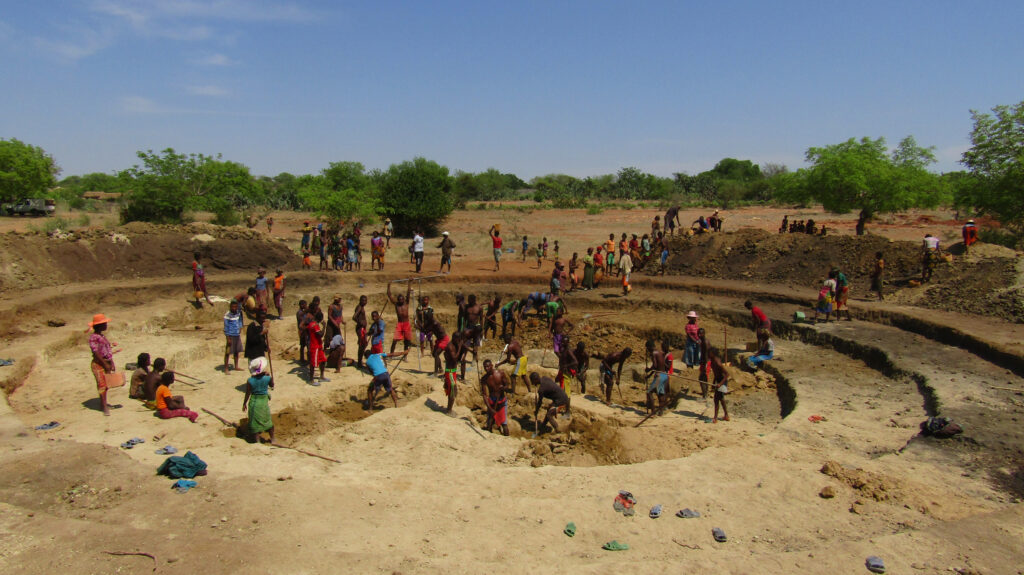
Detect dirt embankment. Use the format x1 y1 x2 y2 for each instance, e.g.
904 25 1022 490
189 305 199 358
0 222 295 293
656 228 1024 322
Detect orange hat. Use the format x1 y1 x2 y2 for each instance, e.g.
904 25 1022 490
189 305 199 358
89 313 111 327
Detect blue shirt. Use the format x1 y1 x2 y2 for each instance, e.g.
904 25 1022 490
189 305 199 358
223 311 243 336
248 374 272 395
370 319 386 345
255 276 267 290
366 353 388 376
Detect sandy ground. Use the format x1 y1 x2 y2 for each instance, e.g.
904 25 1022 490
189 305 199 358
1 206 1023 574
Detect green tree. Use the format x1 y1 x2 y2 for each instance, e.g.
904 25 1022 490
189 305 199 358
960 100 1024 233
708 158 762 182
778 136 943 235
378 157 454 235
0 138 61 203
297 174 379 226
119 148 257 224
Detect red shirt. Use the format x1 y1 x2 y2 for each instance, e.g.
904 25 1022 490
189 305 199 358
751 306 767 323
492 236 503 249
594 252 604 267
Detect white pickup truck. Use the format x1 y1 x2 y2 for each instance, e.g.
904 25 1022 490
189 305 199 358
2 198 56 216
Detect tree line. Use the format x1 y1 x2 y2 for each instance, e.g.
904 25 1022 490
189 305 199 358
2 99 1022 237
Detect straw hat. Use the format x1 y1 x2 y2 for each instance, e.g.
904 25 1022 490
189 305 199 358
967 219 975 224
88 313 111 327
687 311 698 318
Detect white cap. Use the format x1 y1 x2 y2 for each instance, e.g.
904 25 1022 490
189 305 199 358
249 357 267 375
442 231 449 236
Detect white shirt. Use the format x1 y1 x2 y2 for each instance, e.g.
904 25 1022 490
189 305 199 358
413 234 424 253
924 236 940 250
619 253 633 274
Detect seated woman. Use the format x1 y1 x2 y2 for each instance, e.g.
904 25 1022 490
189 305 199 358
746 337 775 370
129 353 151 400
154 372 198 422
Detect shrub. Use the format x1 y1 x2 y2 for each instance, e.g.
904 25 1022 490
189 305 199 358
586 205 603 215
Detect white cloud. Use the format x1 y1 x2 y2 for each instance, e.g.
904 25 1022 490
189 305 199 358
121 96 166 114
186 84 230 97
32 25 113 61
194 52 237 66
91 0 318 25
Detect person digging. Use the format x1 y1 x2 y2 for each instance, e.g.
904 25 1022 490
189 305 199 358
531 372 570 437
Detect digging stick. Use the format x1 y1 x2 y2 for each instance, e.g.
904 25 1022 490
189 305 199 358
388 352 408 377
172 371 205 383
724 325 729 364
266 332 275 380
201 407 237 429
270 442 341 464
990 385 1022 392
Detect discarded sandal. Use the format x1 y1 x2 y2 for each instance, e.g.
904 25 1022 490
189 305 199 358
34 421 60 430
602 540 629 551
676 508 701 519
563 522 576 537
154 446 179 455
649 504 662 519
712 527 727 542
866 556 885 574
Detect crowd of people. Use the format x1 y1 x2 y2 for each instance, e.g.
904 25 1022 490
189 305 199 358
101 209 990 444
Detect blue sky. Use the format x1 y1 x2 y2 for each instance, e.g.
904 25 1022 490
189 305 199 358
2 1 1022 179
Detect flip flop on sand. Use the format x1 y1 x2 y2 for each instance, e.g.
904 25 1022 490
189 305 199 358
154 446 178 455
712 527 727 542
34 421 60 430
866 556 886 573
649 504 662 519
563 522 576 537
602 540 629 551
676 508 701 519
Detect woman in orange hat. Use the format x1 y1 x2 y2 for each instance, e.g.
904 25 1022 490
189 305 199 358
87 313 120 416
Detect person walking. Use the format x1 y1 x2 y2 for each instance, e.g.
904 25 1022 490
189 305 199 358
438 231 455 273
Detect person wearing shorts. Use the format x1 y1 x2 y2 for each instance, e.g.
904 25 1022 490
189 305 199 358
365 350 407 410
368 312 386 354
532 373 570 436
489 225 503 271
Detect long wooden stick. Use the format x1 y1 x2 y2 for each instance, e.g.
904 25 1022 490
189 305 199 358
990 385 1022 392
270 442 341 464
172 371 205 383
103 551 157 572
201 407 237 428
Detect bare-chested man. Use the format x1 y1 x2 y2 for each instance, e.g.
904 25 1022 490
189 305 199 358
644 340 670 415
549 305 573 356
441 331 467 413
555 344 579 398
531 372 570 436
483 295 502 340
591 347 632 404
480 359 511 436
353 295 368 368
428 317 449 375
326 294 345 342
463 294 484 357
388 281 415 354
573 341 590 394
496 334 529 393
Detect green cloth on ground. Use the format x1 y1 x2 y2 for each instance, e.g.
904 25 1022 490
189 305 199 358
248 394 273 433
602 540 629 551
